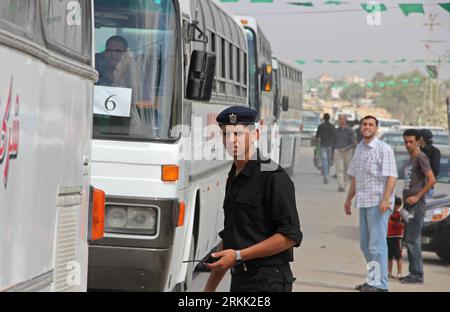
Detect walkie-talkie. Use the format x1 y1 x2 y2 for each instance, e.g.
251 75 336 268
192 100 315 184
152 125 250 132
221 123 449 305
183 254 217 264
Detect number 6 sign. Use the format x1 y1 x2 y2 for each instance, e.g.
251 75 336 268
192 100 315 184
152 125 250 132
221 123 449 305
93 86 132 117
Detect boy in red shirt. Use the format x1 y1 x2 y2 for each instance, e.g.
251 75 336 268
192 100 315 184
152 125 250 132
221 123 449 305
388 197 404 279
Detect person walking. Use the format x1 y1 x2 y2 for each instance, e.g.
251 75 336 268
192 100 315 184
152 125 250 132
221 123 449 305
334 114 356 192
203 106 303 292
399 129 436 284
344 115 398 292
316 113 335 184
418 129 441 199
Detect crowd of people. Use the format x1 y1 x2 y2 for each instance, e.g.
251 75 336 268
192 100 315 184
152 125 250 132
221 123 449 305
316 114 441 291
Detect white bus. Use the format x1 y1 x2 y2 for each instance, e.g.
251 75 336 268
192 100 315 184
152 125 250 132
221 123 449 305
0 0 104 292
272 57 303 176
236 16 280 164
88 0 249 291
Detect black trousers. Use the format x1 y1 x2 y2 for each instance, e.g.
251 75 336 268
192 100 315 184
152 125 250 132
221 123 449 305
230 263 294 292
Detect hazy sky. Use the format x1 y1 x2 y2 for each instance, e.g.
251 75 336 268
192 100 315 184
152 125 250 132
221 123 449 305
219 0 450 81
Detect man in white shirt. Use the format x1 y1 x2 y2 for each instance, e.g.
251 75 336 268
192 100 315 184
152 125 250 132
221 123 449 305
344 115 398 292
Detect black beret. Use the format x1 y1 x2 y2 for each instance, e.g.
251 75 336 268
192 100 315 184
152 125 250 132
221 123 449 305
216 105 258 125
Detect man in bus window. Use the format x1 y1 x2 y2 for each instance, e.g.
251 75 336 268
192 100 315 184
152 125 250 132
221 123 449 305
203 106 303 292
96 35 136 87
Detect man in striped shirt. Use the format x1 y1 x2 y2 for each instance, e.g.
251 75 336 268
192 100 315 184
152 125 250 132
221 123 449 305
344 115 398 292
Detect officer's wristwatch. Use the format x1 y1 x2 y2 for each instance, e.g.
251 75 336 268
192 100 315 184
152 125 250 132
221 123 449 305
235 250 243 264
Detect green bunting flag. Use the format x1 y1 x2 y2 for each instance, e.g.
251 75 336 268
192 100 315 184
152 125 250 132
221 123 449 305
292 59 449 64
324 1 347 5
288 2 314 6
387 80 396 86
219 0 239 3
313 77 424 90
399 4 425 16
361 3 388 13
438 3 450 13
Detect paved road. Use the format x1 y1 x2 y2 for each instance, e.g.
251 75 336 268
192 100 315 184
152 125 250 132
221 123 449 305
189 146 450 292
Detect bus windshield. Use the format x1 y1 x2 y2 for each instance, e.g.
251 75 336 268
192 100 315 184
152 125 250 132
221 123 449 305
245 28 258 110
93 0 179 141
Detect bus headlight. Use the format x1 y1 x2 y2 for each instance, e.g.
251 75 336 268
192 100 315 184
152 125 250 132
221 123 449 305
105 205 158 235
106 207 127 228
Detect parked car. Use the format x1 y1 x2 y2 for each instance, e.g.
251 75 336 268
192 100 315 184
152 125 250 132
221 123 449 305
394 145 450 262
422 195 450 262
301 110 321 145
393 145 450 183
380 131 406 147
391 125 446 135
377 118 401 137
381 132 449 148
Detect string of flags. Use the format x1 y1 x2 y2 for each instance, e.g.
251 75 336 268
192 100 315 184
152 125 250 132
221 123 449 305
307 77 425 89
218 1 450 17
294 59 449 65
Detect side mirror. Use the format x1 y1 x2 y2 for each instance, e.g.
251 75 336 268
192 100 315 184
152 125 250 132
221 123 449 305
261 63 273 92
186 50 216 101
282 96 289 111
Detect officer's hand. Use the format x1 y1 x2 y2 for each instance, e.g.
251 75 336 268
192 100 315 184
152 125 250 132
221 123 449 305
206 249 236 271
344 199 352 216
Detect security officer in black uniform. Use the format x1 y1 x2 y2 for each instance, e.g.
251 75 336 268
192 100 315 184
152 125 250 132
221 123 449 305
203 106 303 292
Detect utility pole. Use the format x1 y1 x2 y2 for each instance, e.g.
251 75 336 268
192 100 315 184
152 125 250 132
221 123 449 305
420 12 447 125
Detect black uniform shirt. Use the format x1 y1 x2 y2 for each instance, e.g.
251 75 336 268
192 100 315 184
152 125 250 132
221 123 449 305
218 153 303 266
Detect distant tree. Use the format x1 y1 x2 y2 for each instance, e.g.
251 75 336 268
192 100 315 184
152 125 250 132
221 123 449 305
371 71 447 127
340 83 366 103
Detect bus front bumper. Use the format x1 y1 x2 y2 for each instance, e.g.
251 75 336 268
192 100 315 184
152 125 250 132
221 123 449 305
87 245 172 291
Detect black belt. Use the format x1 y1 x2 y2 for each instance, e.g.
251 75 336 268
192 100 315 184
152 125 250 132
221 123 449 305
230 262 279 274
231 262 255 274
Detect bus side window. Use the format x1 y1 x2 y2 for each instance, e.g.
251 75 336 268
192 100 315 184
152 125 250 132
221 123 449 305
0 0 35 36
40 0 91 64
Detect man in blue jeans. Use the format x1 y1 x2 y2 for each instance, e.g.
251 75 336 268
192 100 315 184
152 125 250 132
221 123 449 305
345 116 397 292
316 113 335 184
400 129 436 284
